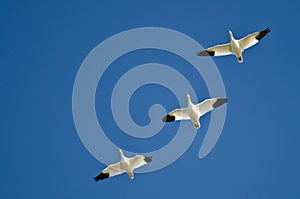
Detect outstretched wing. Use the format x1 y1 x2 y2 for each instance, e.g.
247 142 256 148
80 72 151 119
197 98 227 116
239 27 270 50
93 162 123 181
162 108 190 122
129 155 152 170
197 43 232 57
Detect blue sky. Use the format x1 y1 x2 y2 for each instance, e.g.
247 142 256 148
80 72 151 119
1 0 300 198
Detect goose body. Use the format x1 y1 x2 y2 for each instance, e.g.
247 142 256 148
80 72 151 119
93 149 152 181
197 28 270 63
162 93 227 129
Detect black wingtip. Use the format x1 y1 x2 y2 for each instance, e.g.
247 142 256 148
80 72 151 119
197 50 215 56
256 27 271 41
144 156 152 163
212 98 227 108
162 114 175 122
93 172 109 181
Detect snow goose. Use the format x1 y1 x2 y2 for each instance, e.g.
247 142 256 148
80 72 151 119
93 149 152 181
197 28 270 63
162 93 227 128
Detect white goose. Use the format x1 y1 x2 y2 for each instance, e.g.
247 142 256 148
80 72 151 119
162 93 227 128
197 28 270 63
93 149 152 181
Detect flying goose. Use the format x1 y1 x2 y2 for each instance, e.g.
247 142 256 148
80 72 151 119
93 149 152 181
197 28 270 63
162 93 227 128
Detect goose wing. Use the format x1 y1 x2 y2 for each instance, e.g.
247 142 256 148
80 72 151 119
129 155 152 170
93 162 123 181
162 108 190 122
197 98 227 116
197 43 232 56
239 28 270 50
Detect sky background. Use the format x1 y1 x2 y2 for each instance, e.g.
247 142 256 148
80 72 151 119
1 0 300 198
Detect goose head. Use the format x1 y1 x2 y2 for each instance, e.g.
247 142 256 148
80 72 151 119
185 92 191 101
185 92 193 106
228 29 234 40
118 148 124 158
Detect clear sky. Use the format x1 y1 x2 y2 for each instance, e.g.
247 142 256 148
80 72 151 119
1 0 300 198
